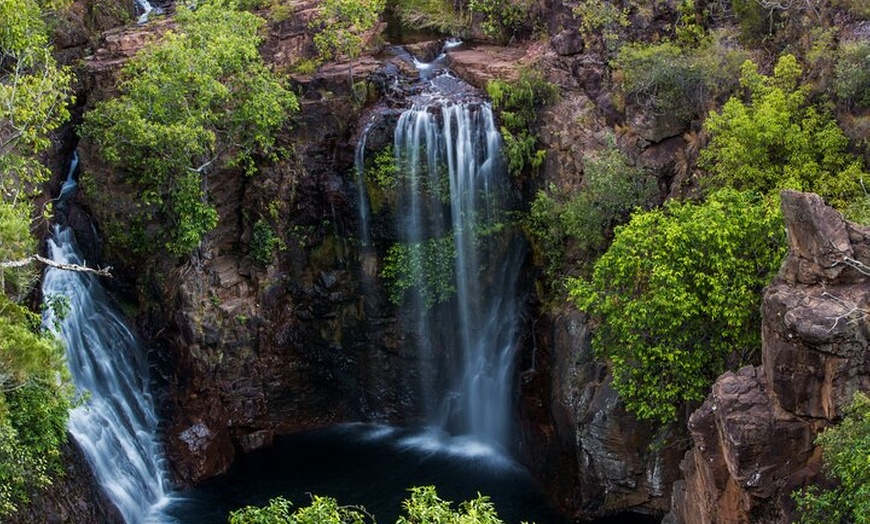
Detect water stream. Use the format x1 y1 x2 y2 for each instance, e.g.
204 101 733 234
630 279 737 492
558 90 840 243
43 158 172 523
366 50 524 449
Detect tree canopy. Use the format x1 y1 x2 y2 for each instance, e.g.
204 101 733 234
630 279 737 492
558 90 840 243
0 0 74 515
229 486 530 524
701 54 868 216
568 188 786 422
82 0 299 255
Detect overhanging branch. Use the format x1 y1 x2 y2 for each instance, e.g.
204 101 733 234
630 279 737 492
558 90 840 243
1 255 112 277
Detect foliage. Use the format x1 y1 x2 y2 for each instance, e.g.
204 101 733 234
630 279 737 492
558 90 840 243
674 0 705 47
0 1 74 514
729 0 768 45
568 188 786 422
468 0 527 42
82 0 298 255
794 391 870 524
250 219 282 265
525 138 658 278
382 235 456 308
229 486 529 524
486 70 557 177
701 55 868 215
833 41 870 110
390 0 469 35
230 495 370 524
310 0 386 65
572 0 629 50
0 293 72 517
397 486 510 524
615 42 700 120
1 0 74 201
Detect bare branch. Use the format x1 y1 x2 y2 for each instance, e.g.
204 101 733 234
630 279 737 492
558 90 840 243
1 255 112 277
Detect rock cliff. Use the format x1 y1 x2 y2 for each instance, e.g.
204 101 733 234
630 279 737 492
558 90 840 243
669 190 870 523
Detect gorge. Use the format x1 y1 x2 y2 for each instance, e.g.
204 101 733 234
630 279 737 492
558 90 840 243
2 0 869 522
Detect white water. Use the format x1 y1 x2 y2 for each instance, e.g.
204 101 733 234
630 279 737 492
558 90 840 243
42 159 173 523
135 0 161 24
375 67 523 449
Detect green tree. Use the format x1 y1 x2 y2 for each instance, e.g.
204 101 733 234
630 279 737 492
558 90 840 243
0 0 74 516
82 0 298 255
701 54 868 214
794 391 870 523
310 0 385 75
1 0 74 200
568 188 786 422
229 486 530 524
525 138 658 278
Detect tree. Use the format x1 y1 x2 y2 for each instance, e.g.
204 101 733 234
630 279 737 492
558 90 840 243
82 0 299 255
568 188 786 422
1 0 73 201
701 54 868 215
0 0 74 516
310 0 385 77
525 137 658 279
229 486 530 524
794 391 870 523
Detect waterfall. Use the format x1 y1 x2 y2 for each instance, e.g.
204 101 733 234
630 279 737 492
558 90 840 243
376 67 524 449
42 157 173 523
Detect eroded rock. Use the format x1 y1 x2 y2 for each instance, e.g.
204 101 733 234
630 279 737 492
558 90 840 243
670 191 870 523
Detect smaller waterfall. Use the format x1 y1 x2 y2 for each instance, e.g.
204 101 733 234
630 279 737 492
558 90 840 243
43 157 173 523
135 0 162 24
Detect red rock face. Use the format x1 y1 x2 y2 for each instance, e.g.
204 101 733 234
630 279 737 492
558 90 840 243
671 191 870 523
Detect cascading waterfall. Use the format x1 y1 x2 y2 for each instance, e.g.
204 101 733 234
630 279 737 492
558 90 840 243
42 157 172 523
372 63 524 449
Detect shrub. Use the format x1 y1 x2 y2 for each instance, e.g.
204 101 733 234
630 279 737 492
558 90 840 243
568 188 786 422
229 486 521 524
794 392 870 524
613 42 708 124
486 70 557 177
701 54 869 215
833 41 870 110
468 0 527 42
390 0 470 35
525 138 658 278
250 219 281 265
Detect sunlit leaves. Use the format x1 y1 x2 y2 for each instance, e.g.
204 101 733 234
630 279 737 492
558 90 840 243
794 392 870 524
701 55 868 214
82 0 298 254
569 189 786 422
229 486 529 524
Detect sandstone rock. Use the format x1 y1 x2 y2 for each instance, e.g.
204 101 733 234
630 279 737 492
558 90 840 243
521 309 686 520
671 192 870 523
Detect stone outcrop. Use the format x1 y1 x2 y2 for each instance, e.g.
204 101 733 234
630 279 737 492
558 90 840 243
670 190 870 523
520 308 687 521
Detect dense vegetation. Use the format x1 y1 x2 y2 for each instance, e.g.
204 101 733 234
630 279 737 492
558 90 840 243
794 392 870 523
82 0 298 255
0 0 74 516
230 486 530 524
569 189 785 421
